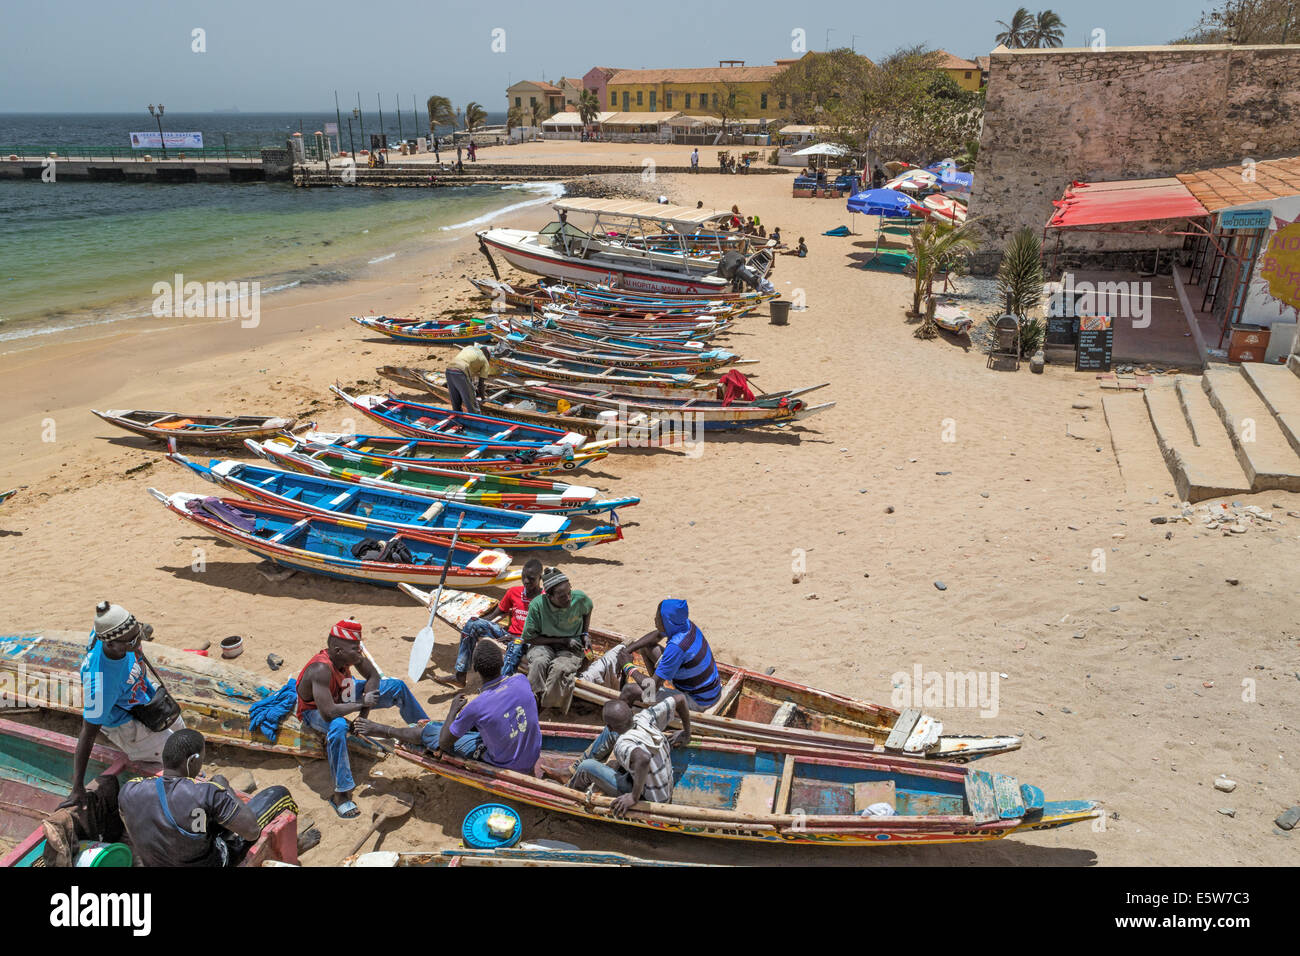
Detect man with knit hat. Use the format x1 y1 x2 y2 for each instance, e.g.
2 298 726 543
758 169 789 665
518 568 592 711
296 618 428 819
65 600 187 808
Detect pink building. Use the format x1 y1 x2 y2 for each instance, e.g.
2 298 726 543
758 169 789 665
582 66 622 110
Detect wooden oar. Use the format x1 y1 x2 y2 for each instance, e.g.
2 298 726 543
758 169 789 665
338 793 415 863
407 513 466 683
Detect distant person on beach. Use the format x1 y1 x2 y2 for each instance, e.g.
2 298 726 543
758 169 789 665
118 729 298 866
468 140 477 161
445 343 494 414
690 148 699 172
296 619 428 819
872 165 886 189
357 641 541 774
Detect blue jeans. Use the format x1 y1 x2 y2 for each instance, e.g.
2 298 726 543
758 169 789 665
301 677 429 794
569 727 632 796
457 618 524 676
418 722 484 760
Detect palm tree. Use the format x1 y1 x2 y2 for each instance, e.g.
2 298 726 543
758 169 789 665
996 226 1044 317
995 7 1034 47
909 219 980 326
576 89 599 127
529 99 547 130
1027 10 1066 48
464 101 488 133
425 95 455 137
506 104 525 136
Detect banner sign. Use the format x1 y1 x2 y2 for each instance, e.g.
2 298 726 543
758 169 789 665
324 122 338 136
130 131 204 149
1220 208 1272 231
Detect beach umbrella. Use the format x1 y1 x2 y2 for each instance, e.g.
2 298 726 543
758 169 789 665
845 189 925 263
924 193 968 223
938 170 974 198
887 169 938 189
794 142 849 157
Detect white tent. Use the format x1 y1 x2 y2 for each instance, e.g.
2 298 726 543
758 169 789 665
793 142 849 157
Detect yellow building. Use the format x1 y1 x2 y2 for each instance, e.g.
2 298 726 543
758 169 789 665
604 60 792 120
935 51 983 91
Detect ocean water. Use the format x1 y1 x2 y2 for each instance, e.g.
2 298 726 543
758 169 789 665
0 111 537 346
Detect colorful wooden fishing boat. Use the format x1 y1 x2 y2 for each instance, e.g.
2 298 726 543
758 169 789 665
0 633 355 760
351 314 491 345
539 307 729 340
490 329 749 374
492 347 709 391
470 277 770 310
91 409 296 447
330 386 592 449
403 586 1021 762
0 489 17 508
389 722 1099 847
0 718 298 866
148 490 518 588
170 454 622 553
248 438 638 516
548 283 775 313
379 368 832 437
264 430 611 477
348 845 716 867
490 316 732 356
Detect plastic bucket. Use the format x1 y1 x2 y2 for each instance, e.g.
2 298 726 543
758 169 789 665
75 841 133 867
770 300 791 326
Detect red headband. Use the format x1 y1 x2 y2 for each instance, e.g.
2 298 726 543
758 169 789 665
331 619 362 642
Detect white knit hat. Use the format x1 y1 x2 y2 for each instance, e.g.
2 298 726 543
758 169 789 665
93 601 138 642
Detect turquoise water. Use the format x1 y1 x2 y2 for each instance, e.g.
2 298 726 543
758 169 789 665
0 178 557 344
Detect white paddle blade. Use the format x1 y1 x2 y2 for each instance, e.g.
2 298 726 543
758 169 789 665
407 626 436 684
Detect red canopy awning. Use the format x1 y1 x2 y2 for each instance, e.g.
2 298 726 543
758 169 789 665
1047 178 1208 228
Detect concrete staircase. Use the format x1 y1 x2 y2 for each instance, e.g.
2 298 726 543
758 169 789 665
1138 360 1300 501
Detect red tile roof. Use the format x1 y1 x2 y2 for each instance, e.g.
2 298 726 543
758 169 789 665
934 50 980 71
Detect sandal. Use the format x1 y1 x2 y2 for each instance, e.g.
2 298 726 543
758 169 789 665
332 798 360 819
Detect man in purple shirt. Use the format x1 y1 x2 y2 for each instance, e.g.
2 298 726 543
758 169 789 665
356 642 540 773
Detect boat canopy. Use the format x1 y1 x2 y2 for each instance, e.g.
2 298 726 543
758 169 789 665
552 198 733 229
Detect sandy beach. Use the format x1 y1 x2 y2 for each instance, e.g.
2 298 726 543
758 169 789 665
2 143 1295 866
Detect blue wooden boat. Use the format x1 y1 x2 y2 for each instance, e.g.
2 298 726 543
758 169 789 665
493 332 746 374
169 454 622 553
390 721 1101 847
351 314 492 345
332 386 592 449
492 348 708 392
149 489 519 588
493 316 732 356
347 846 717 867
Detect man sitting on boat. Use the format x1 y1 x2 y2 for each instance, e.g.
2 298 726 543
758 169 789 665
519 568 592 711
297 619 429 819
118 729 298 866
620 599 722 712
454 557 543 686
445 343 495 414
65 601 187 808
567 694 692 816
356 641 541 773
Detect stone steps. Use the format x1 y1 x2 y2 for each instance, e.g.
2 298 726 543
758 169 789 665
1101 392 1177 499
1143 383 1251 501
1240 361 1300 458
1203 365 1300 492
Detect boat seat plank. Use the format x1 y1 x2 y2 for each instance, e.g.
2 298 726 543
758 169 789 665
853 780 897 813
269 518 310 544
884 708 921 751
993 773 1026 820
734 774 778 815
773 755 796 815
965 769 999 823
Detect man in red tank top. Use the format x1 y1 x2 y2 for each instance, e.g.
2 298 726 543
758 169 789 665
297 619 428 819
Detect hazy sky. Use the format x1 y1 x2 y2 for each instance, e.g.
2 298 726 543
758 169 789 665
0 0 1214 113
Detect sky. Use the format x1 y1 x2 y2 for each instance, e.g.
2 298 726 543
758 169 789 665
0 0 1216 113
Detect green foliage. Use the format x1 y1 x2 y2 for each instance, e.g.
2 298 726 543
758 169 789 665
576 89 600 126
506 105 525 132
425 95 455 135
996 227 1044 317
464 102 488 132
1177 0 1297 43
909 219 981 318
996 8 1066 48
995 8 1035 47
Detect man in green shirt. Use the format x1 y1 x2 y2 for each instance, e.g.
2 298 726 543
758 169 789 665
445 344 494 414
520 568 592 711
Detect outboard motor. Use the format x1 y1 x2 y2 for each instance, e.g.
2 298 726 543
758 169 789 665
716 250 761 293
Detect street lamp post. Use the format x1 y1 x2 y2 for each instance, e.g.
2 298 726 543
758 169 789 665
148 103 167 159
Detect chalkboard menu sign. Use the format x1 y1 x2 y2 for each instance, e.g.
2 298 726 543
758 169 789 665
1075 316 1113 371
1046 316 1078 346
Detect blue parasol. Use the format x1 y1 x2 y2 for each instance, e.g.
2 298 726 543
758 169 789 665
846 188 923 217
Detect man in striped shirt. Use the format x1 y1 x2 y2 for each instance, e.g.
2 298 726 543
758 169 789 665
567 693 692 815
623 599 722 712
